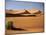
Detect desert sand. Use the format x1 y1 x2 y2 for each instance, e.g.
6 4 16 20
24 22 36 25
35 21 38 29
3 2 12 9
5 9 44 34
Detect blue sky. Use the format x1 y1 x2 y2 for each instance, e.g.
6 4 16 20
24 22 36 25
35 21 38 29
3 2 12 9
6 0 44 11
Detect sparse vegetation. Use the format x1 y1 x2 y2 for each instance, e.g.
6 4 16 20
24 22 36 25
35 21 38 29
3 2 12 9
6 21 11 29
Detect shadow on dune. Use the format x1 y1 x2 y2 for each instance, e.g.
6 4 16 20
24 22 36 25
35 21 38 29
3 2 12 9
6 13 36 17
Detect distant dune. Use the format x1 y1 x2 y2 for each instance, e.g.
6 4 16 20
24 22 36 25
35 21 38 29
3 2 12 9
6 8 43 14
5 8 43 17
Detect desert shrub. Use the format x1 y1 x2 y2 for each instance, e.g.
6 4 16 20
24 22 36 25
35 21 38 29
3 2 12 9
5 21 11 29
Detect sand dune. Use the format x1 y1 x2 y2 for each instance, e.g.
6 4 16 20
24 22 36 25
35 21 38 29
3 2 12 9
6 9 44 33
6 8 43 14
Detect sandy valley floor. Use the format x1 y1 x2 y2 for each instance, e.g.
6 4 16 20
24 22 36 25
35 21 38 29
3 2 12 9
6 14 44 35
